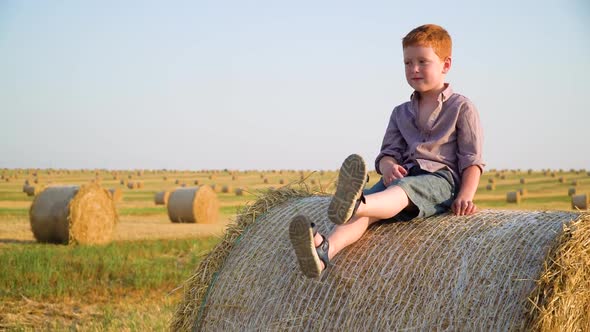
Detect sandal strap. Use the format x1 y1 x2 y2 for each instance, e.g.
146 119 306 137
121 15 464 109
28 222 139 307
316 234 331 267
310 222 331 267
346 192 366 223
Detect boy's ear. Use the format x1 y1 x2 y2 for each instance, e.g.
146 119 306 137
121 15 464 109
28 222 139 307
442 56 452 74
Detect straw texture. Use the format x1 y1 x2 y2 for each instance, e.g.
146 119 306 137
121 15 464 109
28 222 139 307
167 187 219 223
29 184 118 245
172 191 589 331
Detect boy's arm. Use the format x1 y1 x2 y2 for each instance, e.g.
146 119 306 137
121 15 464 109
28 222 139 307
375 107 407 175
452 165 481 216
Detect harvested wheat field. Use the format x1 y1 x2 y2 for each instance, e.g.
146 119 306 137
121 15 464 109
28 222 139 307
173 188 589 331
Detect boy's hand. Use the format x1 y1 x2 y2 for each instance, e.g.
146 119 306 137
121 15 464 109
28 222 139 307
451 195 477 216
382 164 408 186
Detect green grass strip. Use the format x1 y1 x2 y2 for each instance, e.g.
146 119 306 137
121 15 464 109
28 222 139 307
0 238 220 301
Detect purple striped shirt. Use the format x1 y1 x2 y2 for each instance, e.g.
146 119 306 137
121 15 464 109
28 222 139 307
375 84 485 185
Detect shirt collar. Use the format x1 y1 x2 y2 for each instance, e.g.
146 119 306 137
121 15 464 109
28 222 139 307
410 83 454 102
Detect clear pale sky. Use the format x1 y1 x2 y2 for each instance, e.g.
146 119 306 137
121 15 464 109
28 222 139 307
1 1 589 171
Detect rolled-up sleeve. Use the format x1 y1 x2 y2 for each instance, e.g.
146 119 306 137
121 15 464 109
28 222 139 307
456 102 485 173
375 107 407 174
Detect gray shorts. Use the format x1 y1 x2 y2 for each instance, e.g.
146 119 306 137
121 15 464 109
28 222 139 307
363 166 456 221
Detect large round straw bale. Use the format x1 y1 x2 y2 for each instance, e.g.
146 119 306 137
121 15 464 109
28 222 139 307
29 184 118 245
154 191 171 205
108 188 123 203
572 194 588 210
171 190 590 331
167 186 219 223
507 191 521 203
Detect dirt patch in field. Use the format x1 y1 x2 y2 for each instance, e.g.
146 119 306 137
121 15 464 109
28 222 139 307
0 291 179 331
0 215 231 245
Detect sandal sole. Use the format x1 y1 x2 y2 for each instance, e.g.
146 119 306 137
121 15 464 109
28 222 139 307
328 154 367 225
289 215 322 278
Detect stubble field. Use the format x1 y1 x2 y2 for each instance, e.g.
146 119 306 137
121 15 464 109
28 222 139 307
0 167 587 330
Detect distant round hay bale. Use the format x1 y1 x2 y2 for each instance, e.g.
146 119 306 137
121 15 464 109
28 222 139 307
154 191 171 205
500 175 506 180
568 188 577 196
519 188 528 197
279 179 285 185
559 177 566 183
310 179 316 185
172 191 590 331
193 180 199 185
163 176 168 181
209 183 217 191
507 191 521 203
235 188 244 196
486 183 496 190
23 185 40 196
488 178 496 184
120 179 125 185
175 179 180 184
572 180 578 186
127 182 137 189
221 185 232 194
137 181 144 189
572 194 588 210
232 175 237 181
167 186 219 223
29 184 118 245
520 178 526 184
108 188 123 203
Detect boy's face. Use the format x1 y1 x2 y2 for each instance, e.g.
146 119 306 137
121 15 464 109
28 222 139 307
403 45 451 95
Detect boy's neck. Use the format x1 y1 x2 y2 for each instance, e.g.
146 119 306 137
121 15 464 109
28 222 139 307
417 83 447 102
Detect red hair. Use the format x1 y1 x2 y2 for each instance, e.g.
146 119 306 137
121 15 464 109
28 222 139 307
402 24 452 60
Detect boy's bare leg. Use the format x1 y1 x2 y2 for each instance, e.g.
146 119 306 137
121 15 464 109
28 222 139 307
356 186 410 219
313 185 411 269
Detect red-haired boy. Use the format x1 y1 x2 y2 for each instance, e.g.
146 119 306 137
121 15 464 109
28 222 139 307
290 24 485 278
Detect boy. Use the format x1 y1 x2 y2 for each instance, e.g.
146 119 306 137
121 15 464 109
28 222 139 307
289 24 484 278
